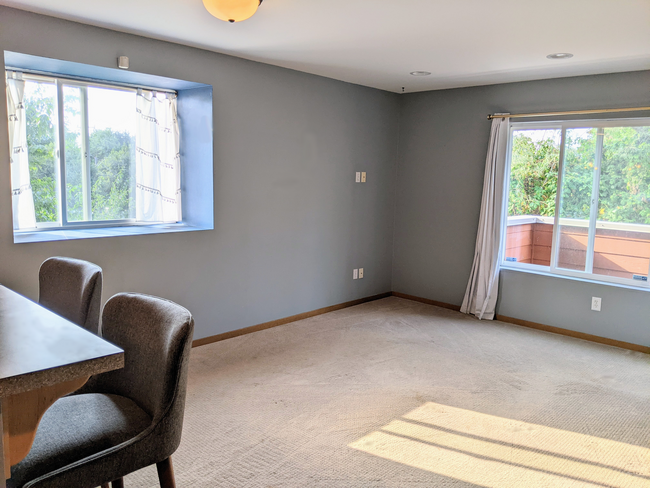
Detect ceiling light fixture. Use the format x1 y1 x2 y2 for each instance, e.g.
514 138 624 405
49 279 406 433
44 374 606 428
410 71 431 76
546 53 573 60
202 0 263 23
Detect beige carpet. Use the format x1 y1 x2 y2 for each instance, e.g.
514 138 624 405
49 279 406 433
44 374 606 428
125 297 650 487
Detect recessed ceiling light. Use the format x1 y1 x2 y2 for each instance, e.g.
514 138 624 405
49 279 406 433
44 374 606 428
546 53 573 60
410 71 431 76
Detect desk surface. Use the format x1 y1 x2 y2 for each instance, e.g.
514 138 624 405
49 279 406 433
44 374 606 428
0 286 124 397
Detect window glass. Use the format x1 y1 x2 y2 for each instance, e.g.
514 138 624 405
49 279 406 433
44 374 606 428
24 80 58 223
87 86 136 221
18 77 143 227
504 128 560 265
594 126 650 280
62 85 85 222
556 128 598 272
504 119 650 288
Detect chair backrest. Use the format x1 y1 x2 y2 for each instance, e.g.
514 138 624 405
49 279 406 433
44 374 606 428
39 257 103 334
93 293 194 421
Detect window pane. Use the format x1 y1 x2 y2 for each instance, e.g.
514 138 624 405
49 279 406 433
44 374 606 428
556 128 598 272
87 86 136 221
24 80 58 223
505 128 560 265
62 85 85 222
593 126 650 280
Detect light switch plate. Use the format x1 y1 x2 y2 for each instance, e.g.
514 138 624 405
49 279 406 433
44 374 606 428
353 269 358 280
361 172 367 183
359 268 364 279
355 172 361 183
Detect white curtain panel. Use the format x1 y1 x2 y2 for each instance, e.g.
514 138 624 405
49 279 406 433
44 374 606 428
6 73 36 230
135 89 181 223
460 117 510 320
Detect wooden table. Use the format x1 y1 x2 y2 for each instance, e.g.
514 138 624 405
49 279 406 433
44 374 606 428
0 285 124 487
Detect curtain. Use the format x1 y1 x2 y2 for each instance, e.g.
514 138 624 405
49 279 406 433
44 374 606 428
135 89 181 223
460 116 510 320
6 73 36 230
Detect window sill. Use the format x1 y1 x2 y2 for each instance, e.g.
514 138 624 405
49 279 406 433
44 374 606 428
13 222 211 244
500 264 650 293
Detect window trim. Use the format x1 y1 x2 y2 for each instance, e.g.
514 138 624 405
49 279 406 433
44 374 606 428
503 117 650 290
7 68 177 95
12 70 180 231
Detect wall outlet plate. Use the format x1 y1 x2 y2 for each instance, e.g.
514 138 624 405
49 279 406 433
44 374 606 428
359 268 364 279
591 297 602 312
361 172 367 183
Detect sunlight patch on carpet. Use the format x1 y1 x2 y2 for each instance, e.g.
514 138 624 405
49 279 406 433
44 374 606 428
349 402 650 487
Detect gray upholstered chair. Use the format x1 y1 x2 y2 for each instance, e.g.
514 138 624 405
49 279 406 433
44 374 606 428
9 293 194 488
39 257 103 334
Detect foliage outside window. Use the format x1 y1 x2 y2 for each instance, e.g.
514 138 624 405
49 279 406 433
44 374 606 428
7 71 179 230
503 118 650 288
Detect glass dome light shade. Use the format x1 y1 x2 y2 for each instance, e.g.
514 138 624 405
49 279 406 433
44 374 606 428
202 0 260 23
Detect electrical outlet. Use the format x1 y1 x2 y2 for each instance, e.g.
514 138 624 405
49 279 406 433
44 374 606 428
591 297 602 312
355 172 361 183
361 172 367 183
353 269 358 280
359 268 364 279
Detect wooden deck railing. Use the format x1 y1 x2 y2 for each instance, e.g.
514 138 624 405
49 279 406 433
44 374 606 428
505 217 650 280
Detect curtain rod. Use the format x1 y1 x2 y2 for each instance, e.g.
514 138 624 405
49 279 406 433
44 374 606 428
487 106 650 120
5 66 178 95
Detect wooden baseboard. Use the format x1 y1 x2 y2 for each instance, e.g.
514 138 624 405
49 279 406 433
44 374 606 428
391 292 461 311
193 290 649 355
192 292 391 347
391 292 648 354
496 314 650 354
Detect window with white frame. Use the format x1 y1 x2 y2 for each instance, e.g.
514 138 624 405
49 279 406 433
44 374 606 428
503 118 650 288
6 70 181 231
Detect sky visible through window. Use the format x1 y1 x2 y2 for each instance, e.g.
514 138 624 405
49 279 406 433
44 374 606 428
87 87 136 134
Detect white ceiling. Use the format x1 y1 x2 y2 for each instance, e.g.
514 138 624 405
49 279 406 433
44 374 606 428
2 0 650 93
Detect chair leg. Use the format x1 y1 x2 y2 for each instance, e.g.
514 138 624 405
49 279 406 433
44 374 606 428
112 478 125 488
156 457 176 488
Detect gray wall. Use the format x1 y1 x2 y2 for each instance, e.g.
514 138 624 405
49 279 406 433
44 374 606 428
0 7 400 341
393 70 650 346
3 6 649 347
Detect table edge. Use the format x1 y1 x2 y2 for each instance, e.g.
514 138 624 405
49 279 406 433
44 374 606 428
0 352 124 398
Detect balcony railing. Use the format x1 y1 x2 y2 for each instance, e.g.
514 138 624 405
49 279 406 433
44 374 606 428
505 216 650 280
